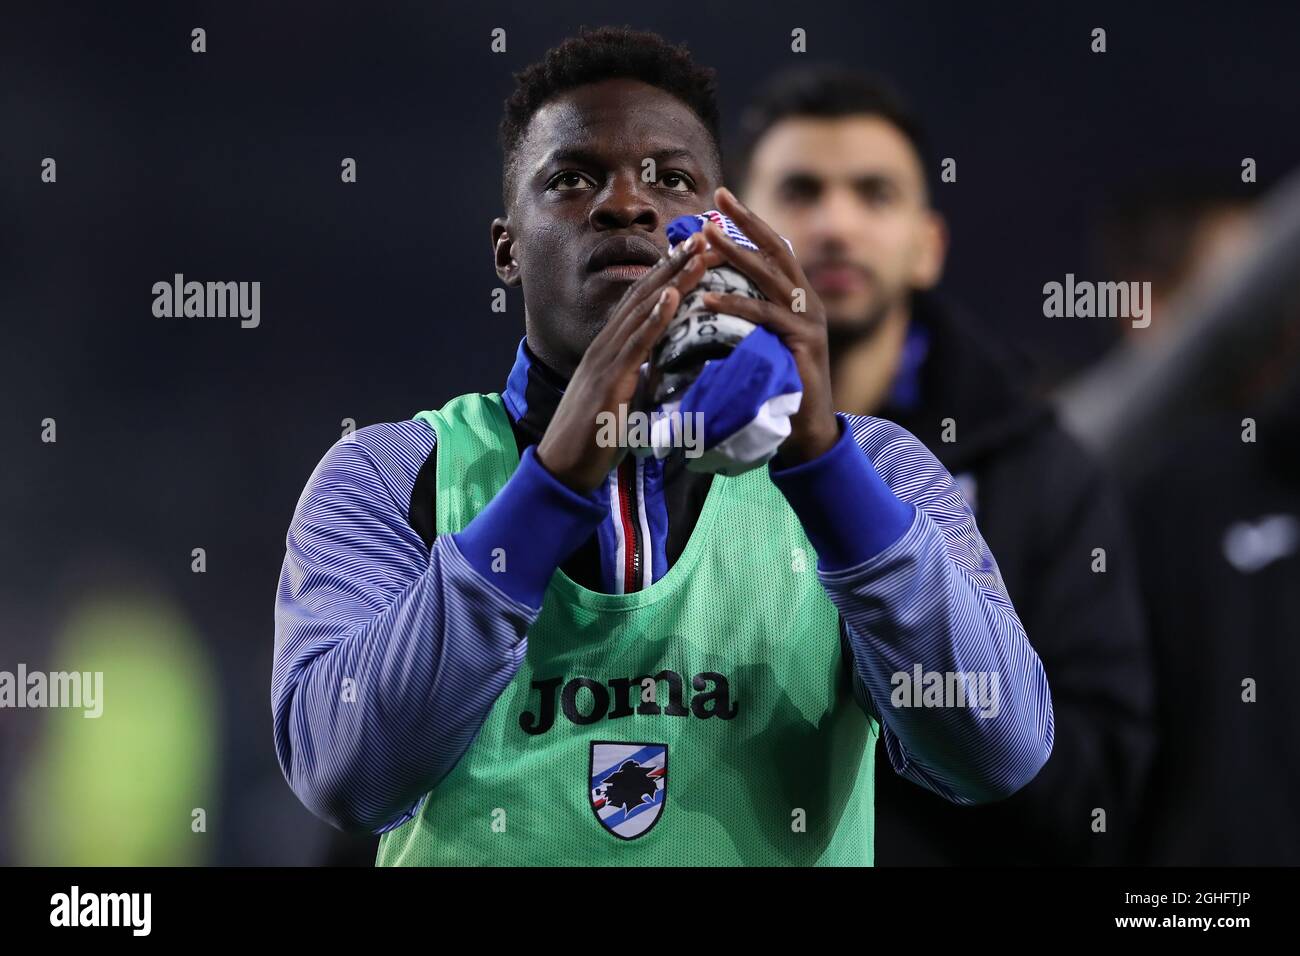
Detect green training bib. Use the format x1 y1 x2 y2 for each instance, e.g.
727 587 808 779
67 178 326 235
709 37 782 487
376 392 878 865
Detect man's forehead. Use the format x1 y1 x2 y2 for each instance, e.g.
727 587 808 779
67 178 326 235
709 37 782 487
753 115 921 181
520 80 713 165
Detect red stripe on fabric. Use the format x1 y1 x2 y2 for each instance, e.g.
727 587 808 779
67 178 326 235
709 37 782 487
617 460 638 593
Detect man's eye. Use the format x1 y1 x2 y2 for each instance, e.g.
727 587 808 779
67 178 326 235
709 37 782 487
778 179 820 205
859 182 898 207
548 171 594 191
658 171 695 192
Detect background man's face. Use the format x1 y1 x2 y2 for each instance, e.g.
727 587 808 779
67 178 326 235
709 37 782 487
743 115 944 331
497 78 721 375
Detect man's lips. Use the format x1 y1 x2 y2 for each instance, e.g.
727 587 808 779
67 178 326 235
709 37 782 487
806 262 873 296
586 235 664 282
595 263 653 281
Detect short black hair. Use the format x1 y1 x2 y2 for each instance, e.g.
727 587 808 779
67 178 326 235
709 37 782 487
733 65 929 189
499 26 721 206
1098 174 1260 286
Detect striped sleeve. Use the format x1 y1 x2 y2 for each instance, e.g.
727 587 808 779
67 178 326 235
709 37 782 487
271 421 538 834
810 414 1053 805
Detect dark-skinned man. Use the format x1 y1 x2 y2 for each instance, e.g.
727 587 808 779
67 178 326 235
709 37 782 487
737 66 1151 864
273 29 1052 865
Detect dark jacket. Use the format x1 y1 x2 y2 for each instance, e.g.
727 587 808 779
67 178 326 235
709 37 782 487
872 293 1153 864
1128 373 1300 865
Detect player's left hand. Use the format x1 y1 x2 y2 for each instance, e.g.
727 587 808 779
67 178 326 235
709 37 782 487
697 186 840 465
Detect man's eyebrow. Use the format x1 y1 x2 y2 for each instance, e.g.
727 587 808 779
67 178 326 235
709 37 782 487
535 145 700 173
852 171 901 188
777 170 825 183
537 147 605 170
776 169 901 190
645 147 698 163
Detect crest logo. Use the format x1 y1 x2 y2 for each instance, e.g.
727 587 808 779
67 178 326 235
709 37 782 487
589 742 667 840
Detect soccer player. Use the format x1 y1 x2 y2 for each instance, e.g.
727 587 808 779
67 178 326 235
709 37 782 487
734 67 1152 864
272 27 1053 865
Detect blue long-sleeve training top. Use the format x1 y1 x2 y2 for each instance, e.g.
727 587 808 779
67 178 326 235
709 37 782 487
272 341 1053 834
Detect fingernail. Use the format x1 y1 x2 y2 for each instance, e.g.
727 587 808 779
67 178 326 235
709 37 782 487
654 290 672 318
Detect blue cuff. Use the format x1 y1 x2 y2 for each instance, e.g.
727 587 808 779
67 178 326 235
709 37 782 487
769 414 916 571
452 446 606 608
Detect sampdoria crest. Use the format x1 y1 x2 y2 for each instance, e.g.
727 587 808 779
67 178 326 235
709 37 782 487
589 741 668 840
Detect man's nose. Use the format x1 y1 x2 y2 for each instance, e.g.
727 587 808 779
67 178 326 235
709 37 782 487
589 172 659 232
812 186 865 240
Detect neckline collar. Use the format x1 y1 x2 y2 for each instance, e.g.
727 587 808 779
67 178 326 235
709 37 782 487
503 337 567 443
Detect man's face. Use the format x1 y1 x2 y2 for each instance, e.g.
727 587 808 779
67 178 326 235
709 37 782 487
493 78 721 375
743 115 945 331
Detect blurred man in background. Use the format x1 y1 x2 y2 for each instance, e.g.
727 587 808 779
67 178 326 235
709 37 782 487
1098 177 1258 351
1095 178 1300 863
736 66 1153 864
1127 364 1300 864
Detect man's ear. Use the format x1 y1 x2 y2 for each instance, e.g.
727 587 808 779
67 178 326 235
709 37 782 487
491 217 521 287
911 209 949 290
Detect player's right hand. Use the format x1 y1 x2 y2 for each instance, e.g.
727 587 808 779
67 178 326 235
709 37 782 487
536 233 710 493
